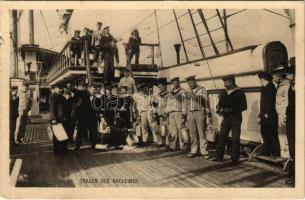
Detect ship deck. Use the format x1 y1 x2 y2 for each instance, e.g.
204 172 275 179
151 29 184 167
10 116 290 188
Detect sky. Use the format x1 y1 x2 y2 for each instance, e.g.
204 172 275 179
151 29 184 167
16 9 294 67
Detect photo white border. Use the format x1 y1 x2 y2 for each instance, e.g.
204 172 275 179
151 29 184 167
0 1 304 199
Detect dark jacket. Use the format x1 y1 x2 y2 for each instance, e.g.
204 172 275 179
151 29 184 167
75 90 98 121
259 82 277 118
101 34 114 55
10 94 19 119
286 85 295 122
82 34 92 52
217 88 247 116
49 92 65 122
128 37 141 52
70 36 83 52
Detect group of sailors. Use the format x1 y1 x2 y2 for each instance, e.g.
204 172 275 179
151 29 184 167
68 21 141 85
9 62 295 186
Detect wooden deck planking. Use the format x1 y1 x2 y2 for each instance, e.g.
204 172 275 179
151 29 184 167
10 120 290 188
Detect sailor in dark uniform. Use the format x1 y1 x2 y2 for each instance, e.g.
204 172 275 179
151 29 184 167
257 72 280 157
82 27 93 65
117 86 133 129
10 86 19 147
91 21 104 66
212 74 247 164
70 30 83 66
285 65 295 185
74 84 98 149
49 84 68 153
103 85 117 127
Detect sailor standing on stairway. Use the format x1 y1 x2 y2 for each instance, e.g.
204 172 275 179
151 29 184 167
100 26 116 85
91 21 104 66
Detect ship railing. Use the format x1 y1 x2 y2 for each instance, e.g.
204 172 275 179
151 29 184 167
47 41 88 84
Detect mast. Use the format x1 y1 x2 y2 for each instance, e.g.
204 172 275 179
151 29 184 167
11 10 18 77
154 10 163 68
29 10 35 44
223 9 230 52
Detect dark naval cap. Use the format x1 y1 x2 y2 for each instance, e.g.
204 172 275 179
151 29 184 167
157 78 167 86
222 74 235 82
97 21 103 25
103 26 110 30
170 77 180 83
82 83 89 87
271 65 286 75
258 71 272 81
11 85 18 90
185 75 196 82
74 30 81 33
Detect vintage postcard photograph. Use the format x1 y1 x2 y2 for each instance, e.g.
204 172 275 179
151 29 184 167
0 1 304 199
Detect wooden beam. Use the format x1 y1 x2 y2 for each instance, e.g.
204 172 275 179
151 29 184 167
197 9 220 55
84 40 92 85
216 9 234 50
140 43 159 47
188 9 205 59
10 159 22 187
172 10 189 62
223 9 230 52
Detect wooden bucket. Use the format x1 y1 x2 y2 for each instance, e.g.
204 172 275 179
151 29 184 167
136 125 142 137
95 144 109 151
181 127 190 144
206 124 218 142
160 125 167 137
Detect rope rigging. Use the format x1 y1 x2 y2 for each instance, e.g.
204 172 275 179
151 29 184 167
40 10 56 50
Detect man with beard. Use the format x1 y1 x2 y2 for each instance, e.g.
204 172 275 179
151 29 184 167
212 74 247 165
